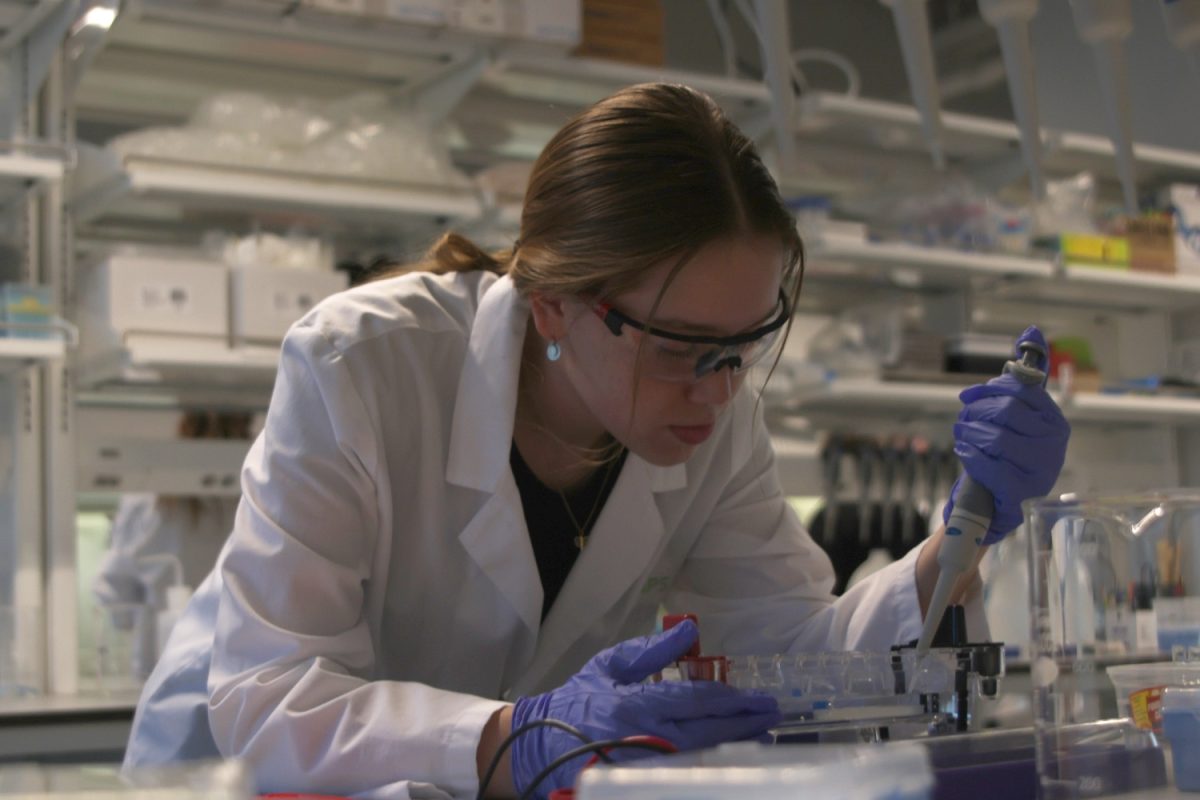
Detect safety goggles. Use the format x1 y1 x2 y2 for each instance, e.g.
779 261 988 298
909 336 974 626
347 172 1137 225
591 289 790 382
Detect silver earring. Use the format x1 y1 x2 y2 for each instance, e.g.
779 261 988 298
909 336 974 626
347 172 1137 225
546 340 562 362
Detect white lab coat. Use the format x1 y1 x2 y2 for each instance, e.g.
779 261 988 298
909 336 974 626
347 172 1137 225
125 271 983 800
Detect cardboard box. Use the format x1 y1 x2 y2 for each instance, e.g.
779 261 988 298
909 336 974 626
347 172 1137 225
230 266 348 345
575 0 663 65
1162 184 1200 276
1128 213 1176 274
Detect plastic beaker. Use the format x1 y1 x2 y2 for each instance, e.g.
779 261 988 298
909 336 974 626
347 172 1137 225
92 602 152 693
1026 490 1200 798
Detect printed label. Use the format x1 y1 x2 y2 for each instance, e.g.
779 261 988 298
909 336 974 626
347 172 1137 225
138 283 191 313
1129 685 1165 731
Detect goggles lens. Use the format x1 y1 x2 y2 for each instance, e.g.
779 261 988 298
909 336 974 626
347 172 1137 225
593 290 790 382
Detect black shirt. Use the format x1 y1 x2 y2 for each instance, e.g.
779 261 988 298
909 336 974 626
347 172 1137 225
509 442 628 621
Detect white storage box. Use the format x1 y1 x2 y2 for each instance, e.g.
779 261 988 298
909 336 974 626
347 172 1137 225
229 266 348 345
79 254 228 344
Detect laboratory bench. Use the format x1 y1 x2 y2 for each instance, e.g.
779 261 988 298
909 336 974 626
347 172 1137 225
0 690 139 764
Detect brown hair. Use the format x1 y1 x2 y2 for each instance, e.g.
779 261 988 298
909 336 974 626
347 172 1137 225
389 82 804 313
384 83 805 464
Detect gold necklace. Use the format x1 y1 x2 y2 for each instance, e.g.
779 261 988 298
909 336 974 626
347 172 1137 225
559 453 623 550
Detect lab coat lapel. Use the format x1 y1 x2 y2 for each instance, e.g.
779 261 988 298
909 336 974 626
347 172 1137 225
516 456 687 692
447 276 543 634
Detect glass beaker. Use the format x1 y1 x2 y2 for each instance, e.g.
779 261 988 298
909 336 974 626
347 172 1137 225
1026 490 1200 798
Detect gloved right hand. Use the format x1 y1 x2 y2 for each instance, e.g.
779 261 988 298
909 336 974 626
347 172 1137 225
943 325 1070 544
509 620 781 799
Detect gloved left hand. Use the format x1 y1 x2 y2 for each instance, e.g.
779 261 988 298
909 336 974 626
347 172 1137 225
943 325 1070 545
509 620 781 799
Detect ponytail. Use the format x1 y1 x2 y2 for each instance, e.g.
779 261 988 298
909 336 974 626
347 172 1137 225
370 232 512 283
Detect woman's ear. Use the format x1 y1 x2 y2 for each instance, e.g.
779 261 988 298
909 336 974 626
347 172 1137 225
527 291 571 341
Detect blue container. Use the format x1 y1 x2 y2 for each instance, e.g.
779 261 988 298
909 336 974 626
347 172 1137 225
0 283 53 339
1163 688 1200 792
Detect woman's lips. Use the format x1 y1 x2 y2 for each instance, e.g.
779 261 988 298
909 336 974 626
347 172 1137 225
669 423 715 445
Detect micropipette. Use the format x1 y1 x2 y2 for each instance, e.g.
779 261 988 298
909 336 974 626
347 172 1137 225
1069 0 1138 215
1161 0 1200 84
879 0 946 170
979 0 1046 201
915 336 1048 655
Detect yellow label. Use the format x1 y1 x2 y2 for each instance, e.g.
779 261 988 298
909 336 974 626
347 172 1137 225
1061 234 1131 266
1129 685 1165 731
6 296 51 314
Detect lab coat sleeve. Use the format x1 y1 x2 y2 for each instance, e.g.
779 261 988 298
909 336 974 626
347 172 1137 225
206 320 505 800
667 407 983 656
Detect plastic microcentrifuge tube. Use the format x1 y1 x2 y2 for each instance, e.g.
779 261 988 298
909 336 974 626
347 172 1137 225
1161 0 1200 84
879 0 946 169
979 0 1046 201
1069 0 1138 214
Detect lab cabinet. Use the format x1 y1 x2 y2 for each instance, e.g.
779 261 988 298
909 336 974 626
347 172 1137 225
229 265 348 345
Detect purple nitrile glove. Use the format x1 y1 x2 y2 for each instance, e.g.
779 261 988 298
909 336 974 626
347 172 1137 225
943 325 1070 545
509 620 781 800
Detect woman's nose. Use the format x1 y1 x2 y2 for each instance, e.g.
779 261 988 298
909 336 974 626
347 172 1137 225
688 367 737 406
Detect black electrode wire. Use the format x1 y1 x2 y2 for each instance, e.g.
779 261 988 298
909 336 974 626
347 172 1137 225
515 738 678 800
475 718 606 800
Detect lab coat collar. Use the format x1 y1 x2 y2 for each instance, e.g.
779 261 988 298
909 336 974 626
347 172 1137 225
515 454 672 693
446 275 686 640
445 275 686 493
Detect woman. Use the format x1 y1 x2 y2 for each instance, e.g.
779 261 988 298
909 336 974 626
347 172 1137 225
125 83 1069 799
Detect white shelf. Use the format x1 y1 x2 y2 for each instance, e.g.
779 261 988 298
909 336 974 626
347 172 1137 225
0 150 65 183
484 53 770 110
77 437 249 496
808 234 1200 312
791 378 1200 426
810 234 1052 287
795 92 1200 187
73 154 483 227
77 338 279 394
0 336 66 373
1064 392 1200 425
0 688 140 717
